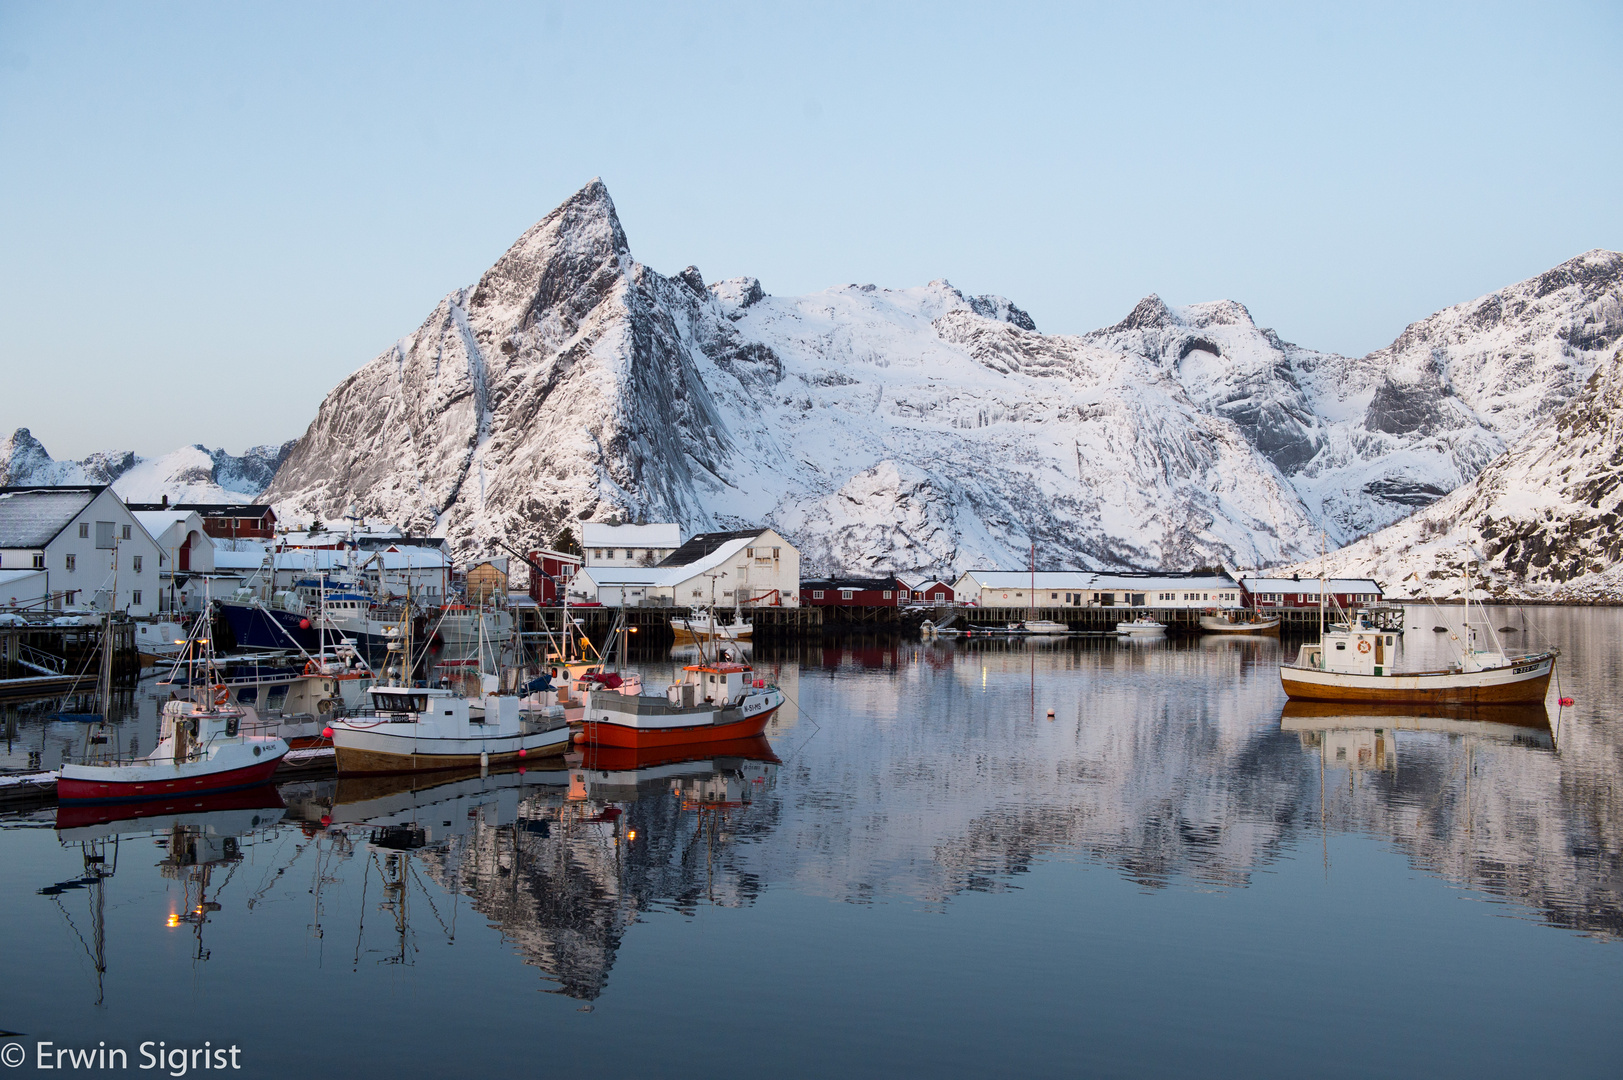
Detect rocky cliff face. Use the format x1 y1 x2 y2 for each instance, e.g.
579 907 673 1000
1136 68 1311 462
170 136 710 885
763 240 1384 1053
1279 343 1623 599
262 179 1622 578
0 428 293 503
265 180 1323 573
1089 250 1623 545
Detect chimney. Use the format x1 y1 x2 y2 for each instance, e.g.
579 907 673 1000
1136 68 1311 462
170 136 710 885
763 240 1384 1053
161 494 169 509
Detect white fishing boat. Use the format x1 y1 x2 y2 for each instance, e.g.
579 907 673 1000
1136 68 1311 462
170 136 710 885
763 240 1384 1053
330 685 571 774
1115 616 1167 636
1198 610 1281 634
434 605 515 648
133 619 190 664
1279 552 1557 705
671 607 752 644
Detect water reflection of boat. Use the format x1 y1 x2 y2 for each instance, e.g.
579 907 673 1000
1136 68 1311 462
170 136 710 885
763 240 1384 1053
1280 700 1555 749
54 785 286 834
328 765 569 822
569 735 780 775
45 787 286 983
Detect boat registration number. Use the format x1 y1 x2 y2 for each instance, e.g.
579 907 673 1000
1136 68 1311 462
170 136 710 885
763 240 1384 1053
1513 662 1544 675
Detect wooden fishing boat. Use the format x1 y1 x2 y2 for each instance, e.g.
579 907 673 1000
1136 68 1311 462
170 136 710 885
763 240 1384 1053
1199 610 1281 634
1279 558 1557 705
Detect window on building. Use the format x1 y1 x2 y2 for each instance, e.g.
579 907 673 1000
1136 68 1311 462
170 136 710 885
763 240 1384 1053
131 590 142 606
840 590 854 601
746 548 754 557
65 554 76 571
883 590 892 599
812 590 825 599
121 524 131 540
79 522 89 539
933 592 946 601
32 553 44 569
1050 592 1058 600
132 555 142 572
772 547 780 560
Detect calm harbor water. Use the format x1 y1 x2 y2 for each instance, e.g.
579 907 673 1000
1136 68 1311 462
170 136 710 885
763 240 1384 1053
2 605 1620 1078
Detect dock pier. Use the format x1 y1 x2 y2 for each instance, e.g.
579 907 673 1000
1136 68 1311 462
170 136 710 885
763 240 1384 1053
514 603 1403 646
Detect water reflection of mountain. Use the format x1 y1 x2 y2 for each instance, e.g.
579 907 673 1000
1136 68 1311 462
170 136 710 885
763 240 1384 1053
398 747 781 999
741 640 1623 939
315 630 1623 992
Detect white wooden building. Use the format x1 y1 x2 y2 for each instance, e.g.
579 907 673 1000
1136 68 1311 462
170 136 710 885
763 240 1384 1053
0 486 163 615
569 528 800 608
951 570 1245 609
582 523 683 567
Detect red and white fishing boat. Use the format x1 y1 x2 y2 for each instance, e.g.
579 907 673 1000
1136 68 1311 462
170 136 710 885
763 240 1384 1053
575 658 784 749
58 697 288 803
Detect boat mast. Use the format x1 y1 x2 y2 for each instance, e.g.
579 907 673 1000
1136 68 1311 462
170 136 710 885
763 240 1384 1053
1318 531 1326 643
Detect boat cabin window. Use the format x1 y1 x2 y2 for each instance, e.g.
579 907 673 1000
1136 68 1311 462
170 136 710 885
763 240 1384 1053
1335 643 1346 651
373 692 428 712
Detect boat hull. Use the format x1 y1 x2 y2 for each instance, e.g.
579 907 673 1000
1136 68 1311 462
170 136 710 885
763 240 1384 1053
57 754 287 804
218 601 319 652
578 705 778 749
331 727 572 775
1199 615 1280 634
671 626 752 644
1280 655 1555 705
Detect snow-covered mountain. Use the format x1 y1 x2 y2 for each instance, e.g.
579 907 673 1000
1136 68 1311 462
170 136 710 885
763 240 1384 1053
0 428 293 504
266 180 1322 573
1276 343 1623 601
1094 250 1623 544
264 179 1623 575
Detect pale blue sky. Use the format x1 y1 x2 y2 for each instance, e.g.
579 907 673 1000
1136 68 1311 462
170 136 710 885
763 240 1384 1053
2 1 1619 457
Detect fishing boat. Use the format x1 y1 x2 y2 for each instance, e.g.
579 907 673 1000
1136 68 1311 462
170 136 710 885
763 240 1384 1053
433 604 515 649
58 695 289 803
133 618 191 664
1198 610 1281 634
1115 616 1167 636
328 684 573 773
671 607 752 644
1279 555 1556 705
576 658 784 749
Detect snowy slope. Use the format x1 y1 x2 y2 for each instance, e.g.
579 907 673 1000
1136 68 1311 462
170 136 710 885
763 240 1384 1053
1276 343 1623 600
1088 251 1623 545
266 180 1322 573
0 428 293 503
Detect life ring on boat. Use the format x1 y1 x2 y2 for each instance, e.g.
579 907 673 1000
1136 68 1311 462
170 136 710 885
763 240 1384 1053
1357 639 1372 653
304 659 320 675
213 684 230 706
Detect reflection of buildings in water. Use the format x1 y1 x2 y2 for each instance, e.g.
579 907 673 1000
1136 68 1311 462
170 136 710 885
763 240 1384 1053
390 748 782 999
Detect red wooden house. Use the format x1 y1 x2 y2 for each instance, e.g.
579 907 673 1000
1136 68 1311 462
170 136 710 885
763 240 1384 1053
527 548 583 605
800 576 904 607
